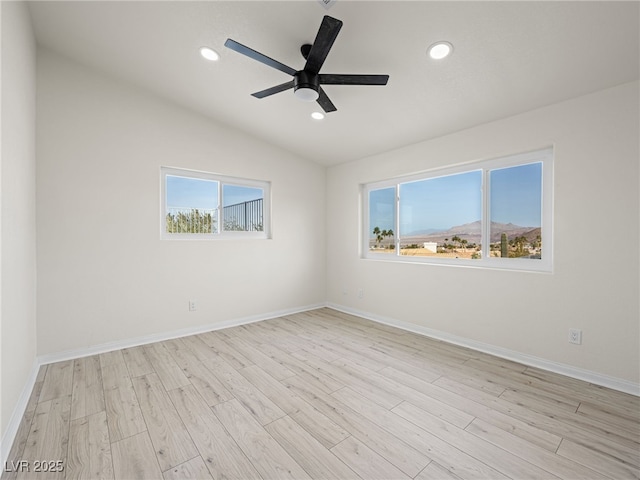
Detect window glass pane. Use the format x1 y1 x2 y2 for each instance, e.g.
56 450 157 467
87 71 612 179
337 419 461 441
222 184 264 231
399 171 482 259
489 162 542 259
369 187 396 252
165 175 218 233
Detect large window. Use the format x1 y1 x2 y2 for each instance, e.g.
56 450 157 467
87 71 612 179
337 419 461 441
161 167 270 239
363 148 553 271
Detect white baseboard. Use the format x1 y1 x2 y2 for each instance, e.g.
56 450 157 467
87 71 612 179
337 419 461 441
1 357 40 469
327 303 640 397
37 302 326 366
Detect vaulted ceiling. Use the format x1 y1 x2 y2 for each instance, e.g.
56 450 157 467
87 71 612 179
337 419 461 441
28 1 639 165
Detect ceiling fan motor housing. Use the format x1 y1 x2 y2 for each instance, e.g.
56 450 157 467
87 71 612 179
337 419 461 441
293 70 320 101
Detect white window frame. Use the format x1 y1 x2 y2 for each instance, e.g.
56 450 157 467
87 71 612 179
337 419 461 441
362 148 553 272
161 166 271 240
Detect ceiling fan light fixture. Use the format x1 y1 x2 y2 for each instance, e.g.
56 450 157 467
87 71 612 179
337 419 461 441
199 46 220 61
293 70 320 102
428 41 453 60
294 87 320 102
225 16 389 114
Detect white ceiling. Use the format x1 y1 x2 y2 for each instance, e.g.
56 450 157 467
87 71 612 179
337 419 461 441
28 1 639 166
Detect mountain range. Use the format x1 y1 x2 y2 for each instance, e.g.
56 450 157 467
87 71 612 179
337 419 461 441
402 221 541 245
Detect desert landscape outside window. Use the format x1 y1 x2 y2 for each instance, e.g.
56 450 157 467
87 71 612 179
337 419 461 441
363 148 552 272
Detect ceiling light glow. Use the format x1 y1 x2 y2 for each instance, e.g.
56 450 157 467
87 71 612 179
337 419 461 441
428 41 453 60
199 46 220 61
311 112 325 120
294 87 320 102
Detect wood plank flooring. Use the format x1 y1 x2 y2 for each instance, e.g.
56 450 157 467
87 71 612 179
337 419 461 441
3 308 639 479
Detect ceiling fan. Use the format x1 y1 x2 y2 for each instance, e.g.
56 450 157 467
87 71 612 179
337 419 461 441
224 15 389 113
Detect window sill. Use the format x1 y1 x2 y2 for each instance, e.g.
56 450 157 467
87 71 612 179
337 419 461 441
363 252 552 273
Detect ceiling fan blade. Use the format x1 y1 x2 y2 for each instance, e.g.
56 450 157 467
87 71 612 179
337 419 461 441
304 16 343 75
316 87 337 113
251 81 295 99
224 38 297 76
319 74 389 85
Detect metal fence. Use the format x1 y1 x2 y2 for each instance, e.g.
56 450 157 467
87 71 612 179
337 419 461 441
166 199 263 233
223 198 263 231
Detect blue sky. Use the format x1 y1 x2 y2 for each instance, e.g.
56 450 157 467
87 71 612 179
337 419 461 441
370 162 542 236
399 170 482 233
490 162 542 226
166 176 218 209
369 187 396 232
166 176 262 209
223 185 263 207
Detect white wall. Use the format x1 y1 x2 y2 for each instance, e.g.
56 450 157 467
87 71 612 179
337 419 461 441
36 49 326 356
0 0 38 444
327 82 639 386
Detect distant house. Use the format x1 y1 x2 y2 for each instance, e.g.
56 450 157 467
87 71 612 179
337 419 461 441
423 242 438 253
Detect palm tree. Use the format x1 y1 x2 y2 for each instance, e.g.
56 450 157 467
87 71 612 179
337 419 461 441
382 229 394 249
372 226 383 247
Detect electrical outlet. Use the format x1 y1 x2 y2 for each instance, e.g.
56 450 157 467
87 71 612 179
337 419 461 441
569 328 582 345
357 289 364 299
189 300 197 312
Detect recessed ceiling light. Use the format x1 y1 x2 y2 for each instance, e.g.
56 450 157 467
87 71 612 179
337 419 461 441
199 46 220 61
428 41 453 60
311 112 325 120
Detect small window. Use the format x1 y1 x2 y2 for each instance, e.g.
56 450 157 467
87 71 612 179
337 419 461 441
161 167 270 239
363 148 553 272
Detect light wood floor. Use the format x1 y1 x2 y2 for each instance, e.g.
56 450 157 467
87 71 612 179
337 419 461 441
3 308 639 479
